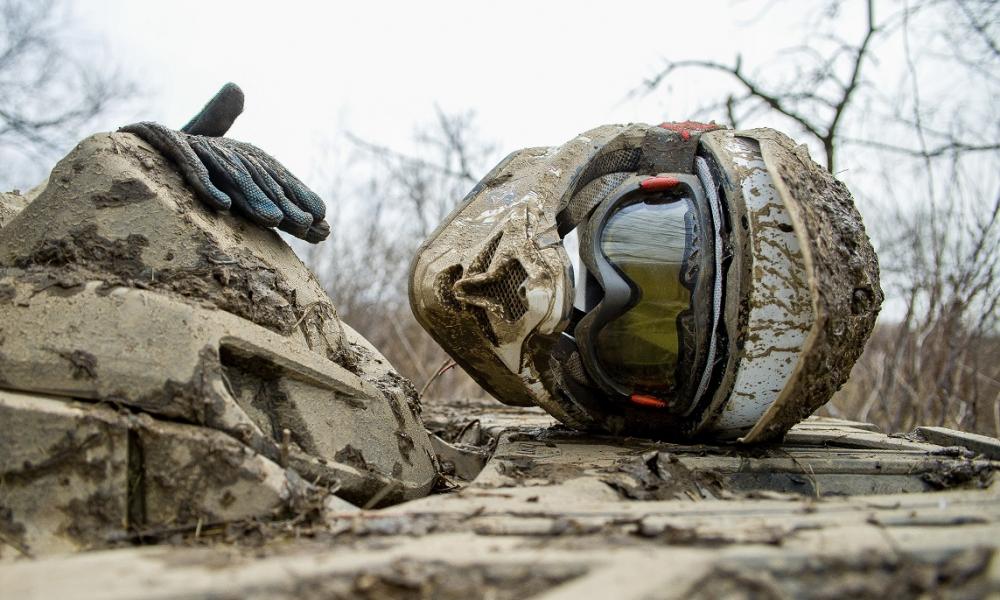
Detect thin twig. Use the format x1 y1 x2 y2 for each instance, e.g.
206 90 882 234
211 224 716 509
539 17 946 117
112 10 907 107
420 359 457 399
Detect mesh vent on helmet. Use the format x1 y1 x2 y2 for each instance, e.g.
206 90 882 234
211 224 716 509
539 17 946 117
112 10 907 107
572 148 642 195
455 259 529 322
436 266 500 346
464 231 507 346
563 172 631 228
474 260 529 321
564 350 593 386
558 147 642 235
436 232 527 347
465 259 528 348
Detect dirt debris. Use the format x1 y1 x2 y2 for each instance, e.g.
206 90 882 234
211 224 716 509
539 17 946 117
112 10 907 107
686 547 996 600
603 450 727 501
921 459 995 490
236 559 587 600
1 130 999 599
55 349 98 379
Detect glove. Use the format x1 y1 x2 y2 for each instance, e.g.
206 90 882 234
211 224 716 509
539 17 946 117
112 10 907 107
120 83 330 243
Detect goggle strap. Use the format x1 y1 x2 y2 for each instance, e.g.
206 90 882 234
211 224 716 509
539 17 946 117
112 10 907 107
689 157 726 413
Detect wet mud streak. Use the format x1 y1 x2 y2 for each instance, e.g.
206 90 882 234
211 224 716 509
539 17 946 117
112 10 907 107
56 350 98 379
603 451 725 500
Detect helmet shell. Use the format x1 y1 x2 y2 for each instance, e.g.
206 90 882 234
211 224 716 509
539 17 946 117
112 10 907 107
410 124 882 441
724 128 882 442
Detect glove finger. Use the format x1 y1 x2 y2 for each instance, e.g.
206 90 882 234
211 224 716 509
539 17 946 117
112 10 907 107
275 168 326 221
180 83 245 137
228 140 326 221
304 218 331 243
190 138 283 227
238 153 314 238
120 122 232 210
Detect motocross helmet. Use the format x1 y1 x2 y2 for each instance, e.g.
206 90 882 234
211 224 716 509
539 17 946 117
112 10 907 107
409 123 882 442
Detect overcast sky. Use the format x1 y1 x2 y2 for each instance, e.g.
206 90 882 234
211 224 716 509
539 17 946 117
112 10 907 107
72 1 853 182
40 1 996 325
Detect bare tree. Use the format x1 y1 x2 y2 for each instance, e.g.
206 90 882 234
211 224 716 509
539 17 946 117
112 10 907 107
303 110 498 404
0 0 135 190
642 0 998 173
641 0 1000 435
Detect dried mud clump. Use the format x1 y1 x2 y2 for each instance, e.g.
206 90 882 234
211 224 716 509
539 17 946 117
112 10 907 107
11 223 302 337
602 450 726 501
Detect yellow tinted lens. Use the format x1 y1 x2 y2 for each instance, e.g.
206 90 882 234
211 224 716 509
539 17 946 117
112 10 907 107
596 200 693 392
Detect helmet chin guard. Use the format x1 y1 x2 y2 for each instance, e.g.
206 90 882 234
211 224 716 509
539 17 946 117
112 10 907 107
409 123 881 442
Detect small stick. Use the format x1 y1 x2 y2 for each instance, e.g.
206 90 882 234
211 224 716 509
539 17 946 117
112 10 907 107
420 359 457 399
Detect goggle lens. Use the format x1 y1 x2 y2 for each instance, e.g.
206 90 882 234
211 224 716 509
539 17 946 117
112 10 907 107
594 198 695 394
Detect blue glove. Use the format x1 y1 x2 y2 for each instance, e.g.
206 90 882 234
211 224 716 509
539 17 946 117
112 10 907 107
121 83 329 243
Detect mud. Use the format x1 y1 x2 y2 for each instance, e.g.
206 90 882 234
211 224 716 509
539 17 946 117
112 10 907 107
602 451 726 501
61 492 123 547
0 125 994 598
688 547 995 600
238 559 586 600
12 222 303 337
88 176 156 208
56 349 98 380
0 425 112 489
335 445 371 471
4 409 995 597
0 132 438 556
921 459 995 489
0 133 369 372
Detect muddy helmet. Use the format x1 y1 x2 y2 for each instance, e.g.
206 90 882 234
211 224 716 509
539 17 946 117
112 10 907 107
409 123 882 442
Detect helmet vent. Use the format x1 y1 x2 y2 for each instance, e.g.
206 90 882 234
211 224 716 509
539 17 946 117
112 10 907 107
434 264 500 346
468 231 503 275
558 148 642 235
488 260 529 321
434 264 464 311
450 256 530 351
565 350 593 386
564 172 631 228
571 148 642 197
456 259 529 323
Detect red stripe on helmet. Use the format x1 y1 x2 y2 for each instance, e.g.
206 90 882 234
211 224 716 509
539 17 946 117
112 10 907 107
659 120 722 141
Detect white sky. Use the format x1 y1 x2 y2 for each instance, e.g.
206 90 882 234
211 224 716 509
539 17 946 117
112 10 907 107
72 0 837 181
52 1 998 324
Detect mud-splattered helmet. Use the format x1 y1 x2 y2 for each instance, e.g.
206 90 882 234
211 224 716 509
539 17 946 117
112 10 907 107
409 123 882 442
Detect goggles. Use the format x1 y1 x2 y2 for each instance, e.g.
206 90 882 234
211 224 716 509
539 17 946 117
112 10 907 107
561 163 724 415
